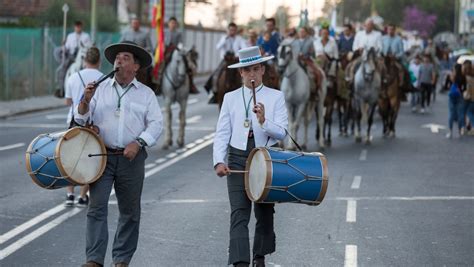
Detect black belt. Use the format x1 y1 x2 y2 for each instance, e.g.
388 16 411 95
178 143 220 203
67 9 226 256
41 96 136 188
106 147 125 153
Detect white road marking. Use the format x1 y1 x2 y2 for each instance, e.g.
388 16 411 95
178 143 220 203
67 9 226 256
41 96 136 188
195 138 204 144
155 158 166 164
359 149 367 161
351 176 362 189
344 245 357 267
45 114 68 120
166 152 178 158
0 143 25 151
185 115 202 124
0 207 82 261
185 143 197 149
145 163 156 169
0 133 215 260
346 200 357 223
421 123 446 133
338 196 474 201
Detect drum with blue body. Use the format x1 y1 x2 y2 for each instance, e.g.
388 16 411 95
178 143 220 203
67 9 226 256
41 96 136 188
25 127 106 189
244 147 329 205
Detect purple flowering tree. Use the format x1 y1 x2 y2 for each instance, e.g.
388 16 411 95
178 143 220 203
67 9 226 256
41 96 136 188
402 5 437 38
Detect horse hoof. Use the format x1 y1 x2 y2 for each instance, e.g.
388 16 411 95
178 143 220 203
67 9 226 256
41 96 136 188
177 140 184 148
162 144 169 150
324 140 332 147
389 131 396 138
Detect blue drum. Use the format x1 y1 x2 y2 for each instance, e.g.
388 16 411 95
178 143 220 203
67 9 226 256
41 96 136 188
25 127 106 189
244 147 329 205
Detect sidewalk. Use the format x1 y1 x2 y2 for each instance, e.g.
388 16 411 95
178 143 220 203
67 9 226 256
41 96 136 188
0 74 211 119
0 95 66 119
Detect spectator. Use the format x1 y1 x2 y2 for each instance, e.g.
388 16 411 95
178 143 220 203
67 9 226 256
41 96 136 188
446 63 467 138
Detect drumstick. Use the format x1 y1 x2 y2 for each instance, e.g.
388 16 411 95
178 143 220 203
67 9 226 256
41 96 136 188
250 79 257 107
228 170 248 174
88 152 122 157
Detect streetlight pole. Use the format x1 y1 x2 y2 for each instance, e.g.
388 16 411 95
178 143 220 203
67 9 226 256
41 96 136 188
91 0 97 42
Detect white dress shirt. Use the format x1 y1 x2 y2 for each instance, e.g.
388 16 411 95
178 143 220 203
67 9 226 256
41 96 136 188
314 37 339 59
64 32 92 55
213 85 288 166
74 78 163 148
216 35 248 59
352 30 382 52
65 68 104 124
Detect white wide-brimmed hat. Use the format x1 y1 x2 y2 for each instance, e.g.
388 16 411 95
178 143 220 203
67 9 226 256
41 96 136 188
227 46 274 69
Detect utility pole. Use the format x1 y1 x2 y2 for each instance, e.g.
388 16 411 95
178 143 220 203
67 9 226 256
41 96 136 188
91 0 97 42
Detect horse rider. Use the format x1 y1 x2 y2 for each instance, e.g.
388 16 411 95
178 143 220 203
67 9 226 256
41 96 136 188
314 27 339 77
381 23 405 86
346 18 383 87
213 46 288 267
204 22 247 102
257 17 281 57
338 24 355 56
65 20 92 58
296 26 322 92
77 41 163 267
155 17 199 95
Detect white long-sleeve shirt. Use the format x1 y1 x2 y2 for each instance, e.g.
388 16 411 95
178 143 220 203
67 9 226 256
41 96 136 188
64 32 92 55
216 35 248 59
314 37 339 60
213 85 288 166
74 77 163 148
352 30 382 52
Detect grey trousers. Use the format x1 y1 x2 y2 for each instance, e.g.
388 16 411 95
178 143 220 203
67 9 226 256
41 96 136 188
227 138 276 265
86 149 147 265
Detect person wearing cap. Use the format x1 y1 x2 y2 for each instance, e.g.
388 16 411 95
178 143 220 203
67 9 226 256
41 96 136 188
64 20 92 57
75 41 163 267
120 17 153 53
63 46 104 208
213 46 288 267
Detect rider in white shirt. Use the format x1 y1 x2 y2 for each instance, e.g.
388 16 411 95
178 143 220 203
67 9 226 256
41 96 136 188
216 22 248 59
352 18 382 54
64 21 92 56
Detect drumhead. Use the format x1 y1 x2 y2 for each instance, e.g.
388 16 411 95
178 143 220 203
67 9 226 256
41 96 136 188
246 148 271 201
57 128 106 184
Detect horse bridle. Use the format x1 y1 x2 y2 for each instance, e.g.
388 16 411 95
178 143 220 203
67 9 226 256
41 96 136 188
164 49 187 90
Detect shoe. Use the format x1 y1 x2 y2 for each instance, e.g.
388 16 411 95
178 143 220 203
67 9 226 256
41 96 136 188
77 195 89 207
65 194 74 207
252 255 265 267
446 131 452 139
115 263 128 267
460 128 465 136
81 261 103 267
411 107 417 113
420 108 425 114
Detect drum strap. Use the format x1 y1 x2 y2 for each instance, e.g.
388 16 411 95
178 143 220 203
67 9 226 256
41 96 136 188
284 129 303 151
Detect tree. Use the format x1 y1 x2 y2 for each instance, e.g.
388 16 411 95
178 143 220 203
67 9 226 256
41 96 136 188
214 0 238 29
402 6 437 37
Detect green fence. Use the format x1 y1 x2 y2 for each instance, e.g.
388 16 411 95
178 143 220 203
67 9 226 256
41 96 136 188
0 27 120 101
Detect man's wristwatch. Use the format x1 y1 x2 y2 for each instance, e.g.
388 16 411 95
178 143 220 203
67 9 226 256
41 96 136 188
135 138 147 148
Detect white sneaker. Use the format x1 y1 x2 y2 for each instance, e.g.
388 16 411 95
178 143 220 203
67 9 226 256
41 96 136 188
446 132 452 139
411 107 417 113
460 128 465 136
420 108 425 114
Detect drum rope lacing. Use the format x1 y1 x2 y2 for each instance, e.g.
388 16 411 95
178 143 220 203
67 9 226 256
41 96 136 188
26 134 68 188
263 149 327 204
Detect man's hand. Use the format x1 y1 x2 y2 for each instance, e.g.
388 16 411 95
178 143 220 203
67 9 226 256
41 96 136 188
82 82 97 104
215 163 230 177
124 141 140 161
253 102 265 125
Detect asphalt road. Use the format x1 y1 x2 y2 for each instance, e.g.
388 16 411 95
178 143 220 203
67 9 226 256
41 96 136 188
0 89 473 267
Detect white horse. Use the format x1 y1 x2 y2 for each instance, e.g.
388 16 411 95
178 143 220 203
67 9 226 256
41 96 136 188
64 42 90 90
353 47 382 144
161 45 197 149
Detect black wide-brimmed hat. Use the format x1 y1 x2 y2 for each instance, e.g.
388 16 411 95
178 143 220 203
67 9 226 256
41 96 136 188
104 41 152 69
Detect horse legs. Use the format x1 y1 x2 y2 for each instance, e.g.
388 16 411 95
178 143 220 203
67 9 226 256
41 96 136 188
353 101 362 143
389 98 400 138
366 104 377 144
324 103 333 147
176 100 187 148
162 101 173 150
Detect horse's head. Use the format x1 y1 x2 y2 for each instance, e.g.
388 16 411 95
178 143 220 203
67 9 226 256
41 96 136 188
186 46 199 66
224 51 237 63
277 44 292 74
361 48 377 82
168 48 187 79
75 41 91 68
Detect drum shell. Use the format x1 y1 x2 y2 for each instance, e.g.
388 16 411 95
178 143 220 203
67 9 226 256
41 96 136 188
245 148 329 205
25 127 106 189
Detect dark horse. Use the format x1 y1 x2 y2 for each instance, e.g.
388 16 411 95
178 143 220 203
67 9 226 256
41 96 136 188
378 56 402 138
215 52 280 109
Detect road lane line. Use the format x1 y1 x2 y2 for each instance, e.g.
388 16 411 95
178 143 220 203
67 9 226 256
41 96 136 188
0 205 65 245
346 200 357 223
0 133 214 259
359 149 367 161
145 163 156 169
0 207 82 261
344 245 357 267
337 196 474 201
155 158 166 164
351 176 362 189
0 143 25 151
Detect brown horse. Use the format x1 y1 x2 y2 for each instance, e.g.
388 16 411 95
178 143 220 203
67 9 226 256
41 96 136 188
318 55 338 146
378 56 402 138
336 53 352 137
216 54 280 109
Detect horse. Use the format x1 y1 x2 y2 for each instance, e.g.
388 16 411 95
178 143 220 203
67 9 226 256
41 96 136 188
378 56 402 138
64 42 90 91
336 53 352 137
277 43 326 150
318 55 339 146
352 47 382 144
161 45 198 149
215 51 240 109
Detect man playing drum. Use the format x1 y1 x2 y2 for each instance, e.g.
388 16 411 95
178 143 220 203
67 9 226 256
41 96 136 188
75 41 163 267
213 46 288 267
64 46 104 207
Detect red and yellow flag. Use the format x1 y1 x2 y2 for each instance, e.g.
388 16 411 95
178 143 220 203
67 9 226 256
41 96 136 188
152 0 165 77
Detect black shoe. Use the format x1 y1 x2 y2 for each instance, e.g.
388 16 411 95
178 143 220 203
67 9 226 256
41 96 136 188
208 93 217 104
252 255 265 267
65 194 74 207
77 195 89 207
234 262 249 267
